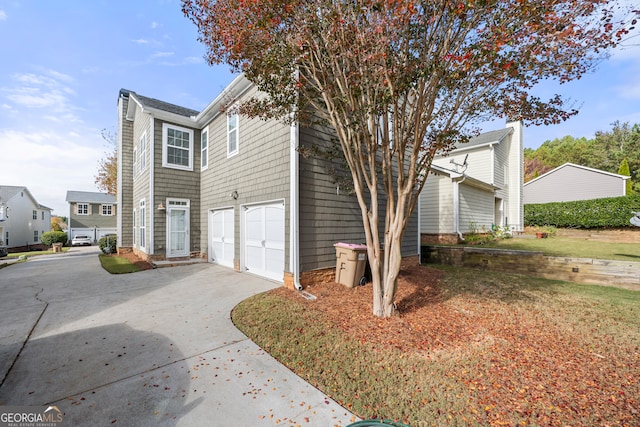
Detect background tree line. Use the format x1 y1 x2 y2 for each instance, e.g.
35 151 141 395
524 121 640 193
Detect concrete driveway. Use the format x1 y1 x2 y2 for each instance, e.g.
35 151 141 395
0 247 356 426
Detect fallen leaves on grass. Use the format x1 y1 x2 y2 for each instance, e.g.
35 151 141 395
270 265 640 426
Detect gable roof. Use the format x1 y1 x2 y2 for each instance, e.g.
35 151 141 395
0 185 51 211
524 162 630 186
66 191 116 204
0 185 25 203
120 89 200 127
119 74 254 129
123 90 200 118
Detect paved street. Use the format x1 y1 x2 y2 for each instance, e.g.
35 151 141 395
0 247 356 426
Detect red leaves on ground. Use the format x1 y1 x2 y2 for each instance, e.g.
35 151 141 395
273 265 640 426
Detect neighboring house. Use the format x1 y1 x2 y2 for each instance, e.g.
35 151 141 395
66 191 117 243
419 121 524 243
0 185 52 251
117 74 419 288
523 163 629 204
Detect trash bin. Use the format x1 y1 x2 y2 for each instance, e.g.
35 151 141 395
334 242 368 288
52 243 63 253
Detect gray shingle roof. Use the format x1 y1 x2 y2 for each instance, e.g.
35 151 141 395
0 185 25 203
66 191 116 204
121 89 200 118
462 128 512 148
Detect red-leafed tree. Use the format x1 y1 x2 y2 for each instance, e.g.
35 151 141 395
95 128 118 196
183 0 637 317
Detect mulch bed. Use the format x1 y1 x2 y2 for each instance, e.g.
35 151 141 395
271 265 639 426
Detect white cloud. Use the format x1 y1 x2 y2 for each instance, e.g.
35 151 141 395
0 10 7 21
184 56 203 64
133 38 150 44
152 51 174 58
0 129 104 215
2 71 81 122
151 21 159 29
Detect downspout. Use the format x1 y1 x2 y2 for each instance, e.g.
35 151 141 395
290 115 302 291
454 173 468 241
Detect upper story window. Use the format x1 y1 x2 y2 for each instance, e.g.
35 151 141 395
201 130 208 170
41 211 44 220
102 204 113 216
32 210 37 220
163 123 193 171
139 132 147 173
77 203 89 215
227 113 238 158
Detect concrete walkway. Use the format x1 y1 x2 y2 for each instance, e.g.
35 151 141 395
0 246 356 426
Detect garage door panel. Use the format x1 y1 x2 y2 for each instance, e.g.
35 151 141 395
243 203 284 282
210 209 234 268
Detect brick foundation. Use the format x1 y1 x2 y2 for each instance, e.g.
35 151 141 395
283 272 295 290
7 243 49 253
300 268 335 288
421 233 460 245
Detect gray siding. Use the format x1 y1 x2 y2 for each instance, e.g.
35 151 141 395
69 202 117 229
200 85 291 270
299 125 419 271
131 105 152 252
524 164 626 204
152 119 201 256
118 94 134 247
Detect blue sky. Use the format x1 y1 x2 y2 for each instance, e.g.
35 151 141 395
0 1 639 215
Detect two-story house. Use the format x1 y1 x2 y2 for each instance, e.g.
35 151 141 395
0 185 52 251
117 74 419 289
66 191 117 243
419 121 524 243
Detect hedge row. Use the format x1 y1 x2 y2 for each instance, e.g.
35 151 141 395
41 231 68 246
524 195 640 228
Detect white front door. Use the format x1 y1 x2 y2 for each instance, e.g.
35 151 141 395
167 200 190 258
209 208 234 268
243 202 284 282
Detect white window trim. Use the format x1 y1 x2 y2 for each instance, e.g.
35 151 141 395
139 199 146 251
162 123 194 171
78 203 89 215
227 113 239 158
133 146 138 177
102 204 113 216
201 129 209 171
132 208 137 247
139 131 147 173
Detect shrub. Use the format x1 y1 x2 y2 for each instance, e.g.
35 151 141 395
41 231 68 246
98 234 117 254
525 195 640 228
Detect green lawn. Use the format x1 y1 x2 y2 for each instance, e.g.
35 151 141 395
98 254 141 274
232 265 640 426
458 235 640 262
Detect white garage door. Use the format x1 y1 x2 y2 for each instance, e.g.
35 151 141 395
243 202 284 282
209 208 234 268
